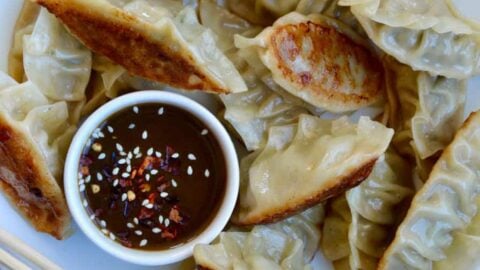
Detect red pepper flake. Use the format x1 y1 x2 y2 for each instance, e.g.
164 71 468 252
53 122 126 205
161 229 176 239
130 169 137 179
156 175 166 182
169 206 182 223
138 207 155 219
119 179 132 188
80 166 90 176
0 129 11 142
139 183 151 193
148 193 157 202
118 238 133 248
138 157 156 175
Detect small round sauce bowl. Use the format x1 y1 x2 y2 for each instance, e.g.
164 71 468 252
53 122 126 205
64 91 239 266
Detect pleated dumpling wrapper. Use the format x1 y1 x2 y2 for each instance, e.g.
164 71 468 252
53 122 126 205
194 205 324 270
233 114 393 225
379 110 480 269
33 0 247 94
339 0 480 79
0 72 74 239
235 12 384 113
322 151 413 270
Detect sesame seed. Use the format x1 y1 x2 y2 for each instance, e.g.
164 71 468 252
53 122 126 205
85 175 91 183
98 132 105 138
158 107 164 115
133 106 139 114
150 169 158 175
92 184 100 194
92 133 99 139
133 146 140 155
158 215 164 224
201 129 208 135
145 174 151 181
187 166 193 175
79 184 86 192
164 218 170 227
142 199 149 206
113 179 119 187
78 172 83 179
90 214 95 220
188 154 196 160
127 223 134 228
171 179 178 187
118 159 127 165
83 200 88 207
133 217 139 225
119 151 127 156
205 169 210 178
145 203 154 209
122 172 130 178
78 179 85 186
139 239 147 247
107 126 114 133
92 143 102 152
101 229 109 235
172 153 179 158
109 233 116 241
116 143 124 152
155 151 162 158
127 190 136 201
127 151 133 159
97 172 103 181
121 193 127 201
160 192 168 198
100 220 107 228
128 123 136 129
112 167 120 175
147 148 154 156
98 153 106 160
126 165 132 172
135 230 143 236
142 130 148 140
152 228 161 234
135 153 142 159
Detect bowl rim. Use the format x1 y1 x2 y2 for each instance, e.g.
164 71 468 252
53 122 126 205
64 90 239 266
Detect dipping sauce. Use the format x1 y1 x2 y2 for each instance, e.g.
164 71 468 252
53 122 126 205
77 104 227 250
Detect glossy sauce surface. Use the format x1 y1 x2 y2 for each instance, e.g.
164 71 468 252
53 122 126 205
78 104 226 250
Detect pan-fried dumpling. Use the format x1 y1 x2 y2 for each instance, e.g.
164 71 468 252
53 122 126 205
221 83 307 151
225 0 300 26
384 57 466 183
235 12 384 113
379 111 480 269
322 151 413 270
194 205 323 270
34 0 247 94
340 0 480 79
23 8 91 101
233 114 393 225
0 72 72 239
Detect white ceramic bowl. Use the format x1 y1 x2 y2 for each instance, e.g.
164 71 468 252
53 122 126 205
64 91 239 266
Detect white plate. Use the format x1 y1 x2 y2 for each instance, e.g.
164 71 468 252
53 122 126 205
0 1 479 269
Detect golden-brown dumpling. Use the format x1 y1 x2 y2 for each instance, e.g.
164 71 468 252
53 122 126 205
233 114 393 225
235 12 384 113
34 0 247 94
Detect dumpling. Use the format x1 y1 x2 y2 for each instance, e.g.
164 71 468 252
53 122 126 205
340 0 480 79
221 83 308 151
0 72 72 239
379 110 480 269
34 0 247 94
322 151 413 270
384 56 466 183
23 8 92 101
235 12 384 113
194 205 323 270
233 114 393 225
8 1 39 82
225 0 300 26
433 198 480 269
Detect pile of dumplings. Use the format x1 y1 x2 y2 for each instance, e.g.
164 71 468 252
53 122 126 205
3 0 480 269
